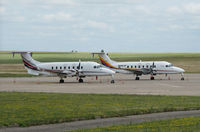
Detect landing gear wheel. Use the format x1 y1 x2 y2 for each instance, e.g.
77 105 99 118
111 80 115 83
135 76 140 80
59 79 64 83
181 77 184 80
150 77 154 80
79 78 83 83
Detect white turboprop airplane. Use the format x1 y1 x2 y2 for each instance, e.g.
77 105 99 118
92 51 185 80
12 52 115 83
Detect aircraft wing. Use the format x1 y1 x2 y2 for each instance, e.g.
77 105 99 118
39 68 77 76
122 68 151 75
56 69 77 76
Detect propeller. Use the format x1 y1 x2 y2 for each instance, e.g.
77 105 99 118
76 59 81 76
150 62 156 74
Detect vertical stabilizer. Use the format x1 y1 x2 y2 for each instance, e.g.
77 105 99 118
21 52 40 70
91 51 117 69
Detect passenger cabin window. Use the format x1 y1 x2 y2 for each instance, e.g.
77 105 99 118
131 66 133 68
73 66 75 69
146 65 149 68
143 65 144 68
64 66 66 69
135 66 137 68
56 66 58 69
81 66 83 69
77 66 79 69
68 66 70 69
52 67 53 70
138 65 140 68
60 66 62 69
94 66 96 68
127 66 129 68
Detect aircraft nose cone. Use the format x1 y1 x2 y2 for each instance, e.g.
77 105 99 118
176 67 185 73
180 68 185 73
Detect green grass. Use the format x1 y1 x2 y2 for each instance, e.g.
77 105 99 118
70 117 200 132
1 92 200 127
0 51 200 64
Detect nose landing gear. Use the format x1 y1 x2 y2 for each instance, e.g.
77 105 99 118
111 74 115 83
111 80 115 83
181 73 184 80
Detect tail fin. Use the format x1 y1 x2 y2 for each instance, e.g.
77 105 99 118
91 51 117 69
12 52 40 71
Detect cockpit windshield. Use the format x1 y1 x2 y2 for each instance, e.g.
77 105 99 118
94 65 102 69
166 63 173 67
97 65 102 68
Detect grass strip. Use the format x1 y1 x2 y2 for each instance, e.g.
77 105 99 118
0 52 200 64
1 92 200 127
70 116 200 132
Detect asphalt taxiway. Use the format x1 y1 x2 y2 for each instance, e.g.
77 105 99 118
0 73 200 96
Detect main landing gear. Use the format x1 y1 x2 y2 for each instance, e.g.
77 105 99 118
59 78 64 83
135 76 140 80
150 76 154 80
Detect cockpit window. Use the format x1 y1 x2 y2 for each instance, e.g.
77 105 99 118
166 64 173 67
94 65 102 69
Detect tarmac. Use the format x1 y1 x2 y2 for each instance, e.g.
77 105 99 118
0 73 200 96
0 73 200 131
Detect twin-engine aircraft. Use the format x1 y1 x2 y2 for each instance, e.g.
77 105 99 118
13 52 115 83
92 51 185 80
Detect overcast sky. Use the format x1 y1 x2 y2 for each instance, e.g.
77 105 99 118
0 0 200 52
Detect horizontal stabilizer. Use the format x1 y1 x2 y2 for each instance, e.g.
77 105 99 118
91 52 106 58
26 68 39 75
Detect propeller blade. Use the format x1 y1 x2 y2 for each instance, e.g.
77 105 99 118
78 59 81 70
149 62 155 74
76 59 81 77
